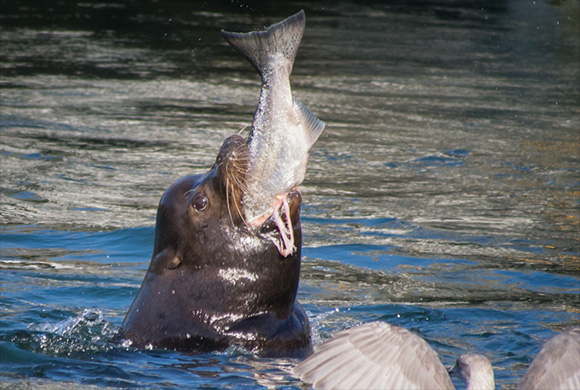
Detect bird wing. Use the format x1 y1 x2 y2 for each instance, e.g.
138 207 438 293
518 327 580 390
293 321 455 390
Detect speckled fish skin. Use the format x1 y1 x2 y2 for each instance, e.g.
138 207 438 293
221 10 325 223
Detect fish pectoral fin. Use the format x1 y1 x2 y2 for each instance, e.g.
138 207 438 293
294 97 326 147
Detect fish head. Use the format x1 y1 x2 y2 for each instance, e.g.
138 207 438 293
258 188 302 234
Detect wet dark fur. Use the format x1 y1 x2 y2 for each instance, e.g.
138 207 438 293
117 135 311 357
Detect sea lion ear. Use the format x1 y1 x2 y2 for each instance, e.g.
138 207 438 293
215 135 250 220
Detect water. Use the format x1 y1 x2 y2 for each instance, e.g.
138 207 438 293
1 0 579 388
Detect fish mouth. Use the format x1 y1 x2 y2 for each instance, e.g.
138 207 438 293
259 189 301 231
258 189 301 257
282 188 301 225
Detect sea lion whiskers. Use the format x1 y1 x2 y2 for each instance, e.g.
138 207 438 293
228 156 250 192
222 152 252 229
225 173 250 230
237 124 250 135
231 179 251 230
225 177 236 227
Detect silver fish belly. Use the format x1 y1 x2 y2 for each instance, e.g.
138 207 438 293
222 10 325 256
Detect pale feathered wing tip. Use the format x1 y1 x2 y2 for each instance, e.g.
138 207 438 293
517 327 580 390
292 321 454 390
220 10 305 77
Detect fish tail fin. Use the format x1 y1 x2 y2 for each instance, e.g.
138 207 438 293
221 10 305 78
294 97 325 147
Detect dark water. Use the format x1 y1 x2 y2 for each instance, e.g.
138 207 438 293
1 0 579 388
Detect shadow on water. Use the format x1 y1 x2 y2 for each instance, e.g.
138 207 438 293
1 0 579 388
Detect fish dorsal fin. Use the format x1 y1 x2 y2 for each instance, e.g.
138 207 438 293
221 10 305 78
294 97 325 147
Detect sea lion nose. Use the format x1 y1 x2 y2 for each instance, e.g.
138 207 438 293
216 135 250 180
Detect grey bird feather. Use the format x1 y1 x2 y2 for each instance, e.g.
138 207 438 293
294 322 580 390
293 321 463 390
517 327 580 390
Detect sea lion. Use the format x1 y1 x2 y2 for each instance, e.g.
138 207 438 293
117 135 311 357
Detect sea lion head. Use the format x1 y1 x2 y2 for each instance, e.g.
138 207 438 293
118 135 309 356
151 134 301 264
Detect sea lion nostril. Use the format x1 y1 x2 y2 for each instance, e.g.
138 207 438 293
216 135 250 183
217 135 250 164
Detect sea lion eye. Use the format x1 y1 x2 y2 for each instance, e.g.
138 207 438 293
192 194 208 211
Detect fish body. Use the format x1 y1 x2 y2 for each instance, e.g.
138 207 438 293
221 10 325 228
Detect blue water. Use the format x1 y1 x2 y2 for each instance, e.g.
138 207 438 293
2 220 578 388
1 0 579 388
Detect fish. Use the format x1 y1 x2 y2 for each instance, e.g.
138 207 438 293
221 10 325 256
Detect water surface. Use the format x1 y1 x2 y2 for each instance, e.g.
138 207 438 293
1 0 579 388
